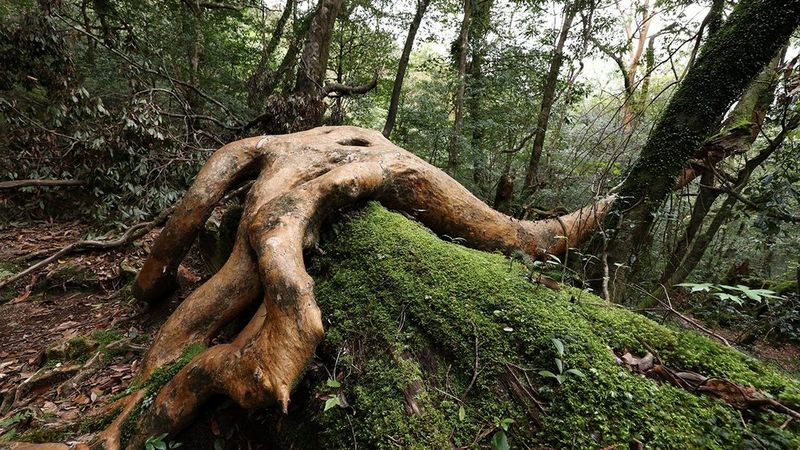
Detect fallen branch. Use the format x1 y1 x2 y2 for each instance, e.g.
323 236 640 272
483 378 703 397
0 179 87 189
0 207 174 291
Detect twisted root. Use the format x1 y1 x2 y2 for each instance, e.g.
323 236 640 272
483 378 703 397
101 126 611 449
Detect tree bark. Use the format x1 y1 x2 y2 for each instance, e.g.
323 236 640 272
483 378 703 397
522 1 577 196
382 0 430 138
589 0 800 299
466 0 494 192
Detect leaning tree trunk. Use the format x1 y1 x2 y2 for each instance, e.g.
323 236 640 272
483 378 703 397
521 1 577 197
382 0 430 138
661 54 781 286
92 126 613 449
588 0 800 299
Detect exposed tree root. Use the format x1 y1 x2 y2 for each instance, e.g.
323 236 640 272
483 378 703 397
12 126 610 449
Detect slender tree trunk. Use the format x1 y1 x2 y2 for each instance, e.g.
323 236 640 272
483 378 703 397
247 0 294 107
621 0 653 133
447 0 472 176
181 0 205 112
665 116 798 288
666 193 738 287
661 171 722 283
466 0 494 192
383 0 430 138
588 0 800 299
522 1 577 196
493 155 514 213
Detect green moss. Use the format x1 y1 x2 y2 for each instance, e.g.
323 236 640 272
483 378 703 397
79 406 123 434
18 425 74 443
768 279 798 296
305 203 800 449
142 342 206 396
91 329 124 347
119 343 206 448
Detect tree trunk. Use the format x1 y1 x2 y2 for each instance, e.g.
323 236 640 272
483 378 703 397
589 0 800 299
446 0 472 176
294 0 343 97
246 0 294 107
382 0 430 138
466 0 494 192
14 127 800 450
621 0 653 134
522 1 576 196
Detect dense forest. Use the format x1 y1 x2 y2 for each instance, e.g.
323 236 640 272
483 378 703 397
1 0 800 448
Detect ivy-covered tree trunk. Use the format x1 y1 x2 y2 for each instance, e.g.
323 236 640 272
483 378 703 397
660 55 781 287
466 0 494 193
589 0 800 299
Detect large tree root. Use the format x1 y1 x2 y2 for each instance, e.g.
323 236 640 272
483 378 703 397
61 126 611 449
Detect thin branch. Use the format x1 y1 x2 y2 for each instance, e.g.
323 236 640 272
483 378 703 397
0 179 87 189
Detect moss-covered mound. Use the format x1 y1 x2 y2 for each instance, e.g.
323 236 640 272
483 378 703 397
289 203 800 449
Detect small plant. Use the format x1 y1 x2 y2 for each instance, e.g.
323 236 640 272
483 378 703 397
489 417 514 450
0 410 32 441
323 378 343 412
538 338 585 384
677 283 782 305
144 433 182 450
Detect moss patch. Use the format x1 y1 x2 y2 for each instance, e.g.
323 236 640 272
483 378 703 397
119 343 206 448
303 203 800 449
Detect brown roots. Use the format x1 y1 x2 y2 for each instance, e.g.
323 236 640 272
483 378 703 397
96 126 611 449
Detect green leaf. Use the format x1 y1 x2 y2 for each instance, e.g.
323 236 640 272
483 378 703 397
555 374 565 384
458 405 466 421
326 379 341 388
154 441 167 450
551 338 565 357
489 430 509 450
324 396 340 412
566 368 586 379
500 418 514 431
538 370 557 379
676 282 714 293
555 358 563 373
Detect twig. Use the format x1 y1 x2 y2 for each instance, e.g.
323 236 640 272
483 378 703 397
0 207 175 291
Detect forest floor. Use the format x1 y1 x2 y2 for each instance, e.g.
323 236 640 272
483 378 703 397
0 219 798 446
